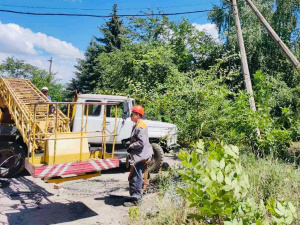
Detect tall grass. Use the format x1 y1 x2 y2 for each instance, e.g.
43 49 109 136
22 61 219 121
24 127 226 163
242 154 300 223
136 154 300 224
136 198 203 225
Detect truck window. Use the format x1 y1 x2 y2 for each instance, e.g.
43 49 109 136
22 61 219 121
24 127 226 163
106 102 125 118
84 100 101 117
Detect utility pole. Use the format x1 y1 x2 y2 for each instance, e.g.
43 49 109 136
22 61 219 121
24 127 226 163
231 0 257 111
245 0 300 72
48 57 53 75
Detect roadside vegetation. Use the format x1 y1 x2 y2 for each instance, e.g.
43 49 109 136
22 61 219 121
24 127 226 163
135 141 300 224
0 57 65 102
0 1 300 224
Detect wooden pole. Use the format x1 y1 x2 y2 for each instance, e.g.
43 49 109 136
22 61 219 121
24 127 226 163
48 57 53 75
232 0 257 111
245 0 300 72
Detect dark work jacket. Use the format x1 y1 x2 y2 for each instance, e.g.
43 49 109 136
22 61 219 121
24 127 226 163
129 119 153 163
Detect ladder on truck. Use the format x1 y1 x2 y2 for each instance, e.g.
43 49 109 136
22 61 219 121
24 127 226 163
0 77 119 182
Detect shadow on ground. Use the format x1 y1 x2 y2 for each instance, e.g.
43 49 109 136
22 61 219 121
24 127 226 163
94 194 126 207
1 176 98 225
1 176 53 204
6 201 98 225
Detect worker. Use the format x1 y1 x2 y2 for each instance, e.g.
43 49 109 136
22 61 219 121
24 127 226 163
41 87 54 114
124 105 153 207
41 87 51 101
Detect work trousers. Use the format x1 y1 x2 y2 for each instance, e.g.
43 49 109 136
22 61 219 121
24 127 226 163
129 161 144 201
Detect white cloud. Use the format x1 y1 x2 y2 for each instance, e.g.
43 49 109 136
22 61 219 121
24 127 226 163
0 21 84 83
192 23 219 41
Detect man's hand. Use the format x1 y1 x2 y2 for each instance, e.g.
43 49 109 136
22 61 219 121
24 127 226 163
127 147 132 153
122 138 131 147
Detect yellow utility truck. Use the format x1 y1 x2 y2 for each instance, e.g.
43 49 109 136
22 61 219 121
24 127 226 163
0 77 120 182
0 77 177 181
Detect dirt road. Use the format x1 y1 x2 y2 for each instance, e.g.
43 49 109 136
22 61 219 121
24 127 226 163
0 154 179 225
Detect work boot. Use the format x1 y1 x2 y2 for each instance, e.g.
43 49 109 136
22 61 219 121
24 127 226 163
123 199 141 207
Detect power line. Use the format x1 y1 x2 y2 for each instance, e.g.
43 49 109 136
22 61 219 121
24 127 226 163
0 2 221 11
0 8 221 18
0 4 113 11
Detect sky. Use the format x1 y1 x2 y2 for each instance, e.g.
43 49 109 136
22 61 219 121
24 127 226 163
0 0 222 84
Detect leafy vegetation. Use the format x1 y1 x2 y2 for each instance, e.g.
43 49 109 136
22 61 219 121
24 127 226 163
0 57 64 101
177 140 298 224
209 0 300 84
242 154 300 211
129 207 140 221
136 141 300 225
72 3 128 93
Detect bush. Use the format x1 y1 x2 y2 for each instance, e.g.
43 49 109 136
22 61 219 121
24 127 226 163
177 140 298 224
139 61 293 158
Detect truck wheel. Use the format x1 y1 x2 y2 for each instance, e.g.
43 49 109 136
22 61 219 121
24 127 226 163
0 142 26 178
148 143 164 173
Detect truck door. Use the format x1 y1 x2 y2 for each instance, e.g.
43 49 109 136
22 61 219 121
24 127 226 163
106 101 134 144
72 100 103 144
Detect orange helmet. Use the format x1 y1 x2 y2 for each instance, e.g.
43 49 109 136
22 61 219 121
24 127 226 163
132 105 144 116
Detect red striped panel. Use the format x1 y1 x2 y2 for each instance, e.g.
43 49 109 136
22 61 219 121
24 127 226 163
25 158 120 179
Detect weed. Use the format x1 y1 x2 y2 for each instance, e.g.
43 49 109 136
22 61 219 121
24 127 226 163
151 169 176 192
242 155 300 223
129 207 140 221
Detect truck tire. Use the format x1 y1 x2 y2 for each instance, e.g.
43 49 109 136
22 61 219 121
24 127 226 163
148 143 164 173
0 142 26 178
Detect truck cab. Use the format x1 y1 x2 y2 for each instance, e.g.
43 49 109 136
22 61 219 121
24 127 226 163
72 94 178 171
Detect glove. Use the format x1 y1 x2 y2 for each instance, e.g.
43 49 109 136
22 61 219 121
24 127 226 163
127 147 132 153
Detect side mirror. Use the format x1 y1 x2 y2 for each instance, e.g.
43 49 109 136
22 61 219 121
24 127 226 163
122 113 127 120
122 113 128 125
143 113 147 119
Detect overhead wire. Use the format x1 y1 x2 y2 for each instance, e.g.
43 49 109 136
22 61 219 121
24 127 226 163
0 2 222 11
0 8 225 18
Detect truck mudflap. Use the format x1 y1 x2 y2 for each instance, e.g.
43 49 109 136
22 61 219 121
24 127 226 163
25 158 120 180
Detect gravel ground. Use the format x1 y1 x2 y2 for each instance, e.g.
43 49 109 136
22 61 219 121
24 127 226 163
0 154 180 225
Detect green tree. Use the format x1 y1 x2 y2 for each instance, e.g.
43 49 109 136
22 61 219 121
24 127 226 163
209 0 300 85
95 4 125 53
209 0 300 131
0 57 64 101
0 57 36 78
90 13 223 95
74 40 103 93
73 4 127 93
93 42 176 94
129 14 223 72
